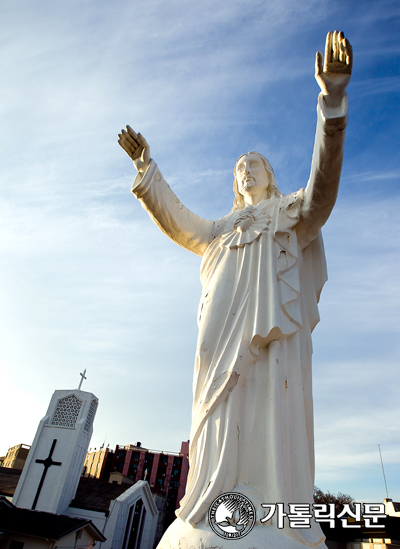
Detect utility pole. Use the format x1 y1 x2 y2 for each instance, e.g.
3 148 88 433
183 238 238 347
377 444 389 499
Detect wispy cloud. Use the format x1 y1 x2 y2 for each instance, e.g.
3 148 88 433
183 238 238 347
346 170 400 182
351 77 400 98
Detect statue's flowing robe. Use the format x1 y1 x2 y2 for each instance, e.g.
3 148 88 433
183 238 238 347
131 95 347 546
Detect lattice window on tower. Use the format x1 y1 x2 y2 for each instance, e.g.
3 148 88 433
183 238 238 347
51 394 82 428
84 399 98 432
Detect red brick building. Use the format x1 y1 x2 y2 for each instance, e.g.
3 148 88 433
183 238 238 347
84 441 189 533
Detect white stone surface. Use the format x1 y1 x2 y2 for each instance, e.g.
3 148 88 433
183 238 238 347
118 31 352 549
158 517 327 549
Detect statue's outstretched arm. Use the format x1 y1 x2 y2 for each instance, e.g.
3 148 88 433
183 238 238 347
118 127 214 257
297 31 353 248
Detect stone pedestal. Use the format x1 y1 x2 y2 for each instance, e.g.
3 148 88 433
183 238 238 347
157 517 327 549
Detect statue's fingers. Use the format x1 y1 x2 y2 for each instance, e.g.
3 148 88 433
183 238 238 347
344 38 353 70
336 30 341 62
121 129 141 149
126 125 140 140
118 133 141 157
339 44 346 63
121 140 143 161
118 137 133 155
118 133 131 148
339 32 346 62
315 51 323 77
332 30 339 62
121 128 135 141
324 31 333 71
137 132 150 149
130 144 143 160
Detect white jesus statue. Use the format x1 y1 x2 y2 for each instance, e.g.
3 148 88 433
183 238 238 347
119 31 352 549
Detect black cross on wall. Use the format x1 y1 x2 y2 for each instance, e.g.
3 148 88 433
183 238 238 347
32 438 62 510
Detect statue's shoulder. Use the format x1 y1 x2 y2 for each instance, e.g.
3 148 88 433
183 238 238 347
280 189 305 212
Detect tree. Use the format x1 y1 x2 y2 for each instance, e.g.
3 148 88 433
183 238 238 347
313 486 355 514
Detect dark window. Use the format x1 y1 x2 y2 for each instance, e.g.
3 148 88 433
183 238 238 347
123 499 147 549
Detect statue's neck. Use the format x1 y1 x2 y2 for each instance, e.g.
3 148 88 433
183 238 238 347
243 189 270 206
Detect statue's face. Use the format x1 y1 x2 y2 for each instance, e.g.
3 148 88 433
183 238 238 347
236 153 270 198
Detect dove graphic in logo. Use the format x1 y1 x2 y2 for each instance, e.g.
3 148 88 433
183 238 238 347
208 493 256 539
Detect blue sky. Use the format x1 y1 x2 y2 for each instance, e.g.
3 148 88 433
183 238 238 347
1 0 399 504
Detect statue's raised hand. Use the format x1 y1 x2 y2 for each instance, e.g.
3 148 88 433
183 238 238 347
315 30 352 109
118 126 151 174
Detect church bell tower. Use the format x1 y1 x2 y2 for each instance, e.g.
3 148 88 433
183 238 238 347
13 371 98 515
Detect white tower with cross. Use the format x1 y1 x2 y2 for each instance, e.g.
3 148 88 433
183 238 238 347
13 374 98 515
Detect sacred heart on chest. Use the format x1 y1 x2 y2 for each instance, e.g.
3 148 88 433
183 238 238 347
220 203 273 249
235 214 256 233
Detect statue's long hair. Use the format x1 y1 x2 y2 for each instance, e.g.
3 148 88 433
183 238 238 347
232 152 282 211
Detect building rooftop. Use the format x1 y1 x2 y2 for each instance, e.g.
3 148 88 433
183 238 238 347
0 467 22 496
70 476 135 513
0 497 105 542
0 467 136 514
393 501 400 513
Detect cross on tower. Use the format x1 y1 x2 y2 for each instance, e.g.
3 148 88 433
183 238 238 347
32 438 62 510
78 369 87 390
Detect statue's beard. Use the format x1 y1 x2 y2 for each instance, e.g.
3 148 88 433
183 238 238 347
241 178 263 193
241 178 256 192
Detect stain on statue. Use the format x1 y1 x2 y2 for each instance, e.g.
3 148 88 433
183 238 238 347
118 31 352 549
